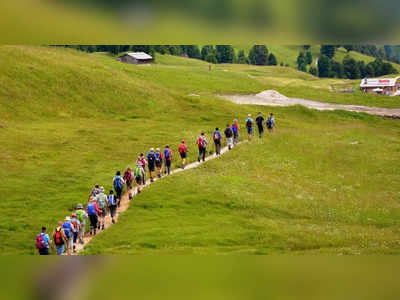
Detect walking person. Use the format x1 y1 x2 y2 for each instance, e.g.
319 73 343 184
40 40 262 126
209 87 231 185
108 190 117 224
123 167 133 199
213 128 222 155
70 213 80 253
134 165 143 194
36 226 50 255
62 216 75 255
113 171 125 207
136 154 147 185
155 148 163 178
96 186 107 230
75 204 87 245
232 119 240 145
88 184 101 201
53 221 66 255
224 124 233 150
256 112 265 138
146 148 156 182
266 113 276 132
245 114 254 141
197 132 207 162
163 145 172 175
87 197 102 236
178 140 188 169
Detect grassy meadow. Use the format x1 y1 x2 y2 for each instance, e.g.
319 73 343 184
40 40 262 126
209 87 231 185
0 46 399 254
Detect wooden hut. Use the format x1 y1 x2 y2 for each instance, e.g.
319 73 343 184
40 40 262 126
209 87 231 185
117 52 153 65
360 77 400 96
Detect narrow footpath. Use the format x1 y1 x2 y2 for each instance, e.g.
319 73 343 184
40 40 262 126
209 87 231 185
74 142 242 254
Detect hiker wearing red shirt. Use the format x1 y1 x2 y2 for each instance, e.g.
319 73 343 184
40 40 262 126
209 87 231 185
123 167 133 199
86 197 102 235
178 140 188 169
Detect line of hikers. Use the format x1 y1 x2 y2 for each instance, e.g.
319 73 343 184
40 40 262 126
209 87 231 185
35 113 276 255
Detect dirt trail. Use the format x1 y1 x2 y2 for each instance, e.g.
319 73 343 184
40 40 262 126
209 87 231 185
219 90 400 119
74 142 242 254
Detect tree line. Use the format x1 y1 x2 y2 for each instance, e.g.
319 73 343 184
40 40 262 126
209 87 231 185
297 45 398 79
57 45 278 66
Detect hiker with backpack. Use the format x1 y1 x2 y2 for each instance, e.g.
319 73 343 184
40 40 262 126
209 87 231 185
71 212 81 253
108 190 117 224
178 140 188 169
155 148 163 178
213 128 222 155
88 184 101 201
87 197 102 235
123 167 133 199
245 114 254 141
256 112 265 138
197 132 207 162
266 113 275 132
36 226 50 255
96 186 107 230
53 221 66 255
113 171 125 207
134 164 144 193
136 154 147 185
232 119 239 145
75 204 87 244
163 145 173 175
147 148 156 182
62 216 75 255
224 124 233 150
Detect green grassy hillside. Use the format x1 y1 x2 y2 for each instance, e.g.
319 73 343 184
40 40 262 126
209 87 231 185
0 46 399 254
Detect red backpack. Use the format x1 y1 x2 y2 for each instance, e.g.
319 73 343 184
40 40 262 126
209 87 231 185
35 233 45 249
197 137 204 147
53 227 64 246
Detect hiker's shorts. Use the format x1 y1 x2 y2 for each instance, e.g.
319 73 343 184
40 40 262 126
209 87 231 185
109 205 117 217
247 127 253 134
180 152 187 159
226 137 233 146
148 163 155 172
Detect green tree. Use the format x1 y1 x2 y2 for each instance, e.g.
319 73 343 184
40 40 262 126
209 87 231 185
248 45 268 65
297 51 306 71
343 55 360 79
268 53 277 65
309 66 318 76
331 61 344 78
318 55 332 78
185 45 201 59
365 63 375 77
237 50 248 64
205 53 217 64
201 45 215 61
305 51 313 65
320 45 336 59
357 61 366 78
215 45 235 63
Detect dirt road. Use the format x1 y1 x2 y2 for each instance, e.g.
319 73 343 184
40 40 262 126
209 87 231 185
219 90 400 119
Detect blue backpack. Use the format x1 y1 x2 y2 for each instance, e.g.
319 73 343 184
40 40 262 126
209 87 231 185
87 202 96 216
62 222 72 238
114 176 123 191
164 149 170 160
108 195 116 206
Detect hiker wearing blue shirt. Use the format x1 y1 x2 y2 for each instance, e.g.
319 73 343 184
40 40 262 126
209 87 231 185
113 171 125 207
213 127 222 155
155 148 163 178
108 190 117 224
267 113 276 132
163 145 172 175
245 114 254 141
62 216 75 255
147 148 156 182
36 226 50 255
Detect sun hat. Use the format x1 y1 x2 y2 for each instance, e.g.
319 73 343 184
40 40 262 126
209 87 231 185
65 216 71 221
156 148 160 151
100 186 105 192
150 147 154 151
77 203 83 209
